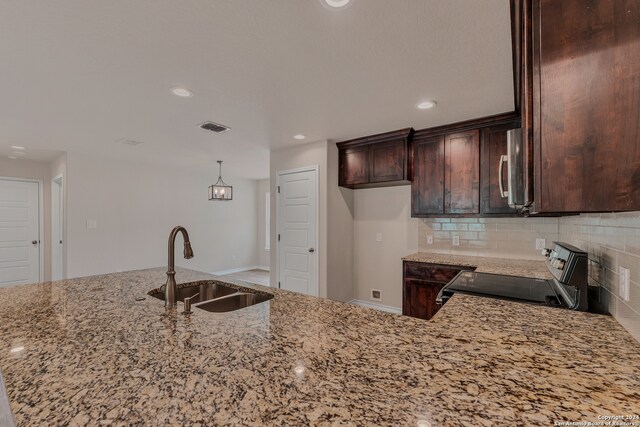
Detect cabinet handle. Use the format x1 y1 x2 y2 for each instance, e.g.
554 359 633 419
498 155 509 198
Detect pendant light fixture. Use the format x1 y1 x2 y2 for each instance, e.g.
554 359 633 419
209 160 233 201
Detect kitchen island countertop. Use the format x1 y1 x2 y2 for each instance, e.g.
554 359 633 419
0 268 639 426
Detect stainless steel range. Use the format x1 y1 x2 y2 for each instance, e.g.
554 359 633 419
436 242 590 311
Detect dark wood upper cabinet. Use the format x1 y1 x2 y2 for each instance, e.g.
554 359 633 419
515 0 640 213
337 128 413 189
340 146 369 187
444 130 480 214
411 112 521 217
481 122 520 214
412 135 444 215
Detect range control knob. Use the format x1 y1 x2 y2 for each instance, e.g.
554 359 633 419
541 248 552 257
556 259 566 270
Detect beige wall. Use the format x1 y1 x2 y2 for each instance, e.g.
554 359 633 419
0 157 52 281
353 186 419 308
65 152 260 278
326 141 354 302
559 212 640 341
256 178 270 269
418 217 558 260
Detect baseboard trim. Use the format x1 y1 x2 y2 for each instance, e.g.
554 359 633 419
348 299 402 315
212 265 269 276
255 265 270 271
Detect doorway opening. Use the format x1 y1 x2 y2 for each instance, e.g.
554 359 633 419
51 174 64 281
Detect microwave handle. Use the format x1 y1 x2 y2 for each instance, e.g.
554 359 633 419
498 155 509 198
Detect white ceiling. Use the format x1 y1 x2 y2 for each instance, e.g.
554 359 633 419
0 0 514 179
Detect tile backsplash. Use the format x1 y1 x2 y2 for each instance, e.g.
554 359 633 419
559 212 640 341
418 217 559 260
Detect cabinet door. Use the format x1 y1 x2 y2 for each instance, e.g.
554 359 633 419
534 0 640 212
370 140 405 183
481 124 519 214
404 279 445 320
411 136 445 215
339 146 369 187
445 130 480 214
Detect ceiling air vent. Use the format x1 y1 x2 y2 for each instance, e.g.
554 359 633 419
199 121 230 133
116 139 144 146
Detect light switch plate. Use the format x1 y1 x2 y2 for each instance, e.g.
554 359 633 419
426 235 434 245
376 232 383 242
619 266 630 301
452 235 460 246
536 238 546 250
86 220 97 229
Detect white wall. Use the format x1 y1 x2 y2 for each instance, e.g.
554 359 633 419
0 157 52 281
65 152 259 278
256 178 270 269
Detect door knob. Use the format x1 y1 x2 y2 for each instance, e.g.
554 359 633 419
31 240 38 245
308 248 315 253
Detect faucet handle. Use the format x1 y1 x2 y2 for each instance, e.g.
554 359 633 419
183 293 200 314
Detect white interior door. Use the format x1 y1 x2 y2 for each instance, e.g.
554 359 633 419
278 167 318 296
0 179 40 287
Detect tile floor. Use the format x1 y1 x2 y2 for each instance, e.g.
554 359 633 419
219 269 270 286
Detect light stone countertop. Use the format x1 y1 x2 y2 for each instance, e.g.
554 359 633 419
403 252 554 280
0 268 639 426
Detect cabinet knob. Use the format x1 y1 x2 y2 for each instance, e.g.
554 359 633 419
308 248 315 253
31 240 38 245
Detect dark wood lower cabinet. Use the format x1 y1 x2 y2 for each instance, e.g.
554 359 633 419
402 261 473 320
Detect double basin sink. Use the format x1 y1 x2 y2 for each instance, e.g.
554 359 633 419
148 280 273 312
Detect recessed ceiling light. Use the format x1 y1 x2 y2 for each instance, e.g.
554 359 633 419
171 87 194 98
322 0 353 9
8 156 17 160
416 101 437 110
10 145 25 150
294 134 306 140
11 151 26 156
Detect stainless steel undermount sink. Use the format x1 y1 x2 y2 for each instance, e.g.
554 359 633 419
148 280 273 313
196 292 272 313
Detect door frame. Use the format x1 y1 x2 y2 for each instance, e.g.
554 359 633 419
51 174 64 280
276 165 320 297
0 176 45 283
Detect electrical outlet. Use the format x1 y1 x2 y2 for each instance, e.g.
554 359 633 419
376 232 382 242
371 289 382 301
619 266 630 301
452 235 460 246
426 235 434 245
535 238 546 250
86 220 97 229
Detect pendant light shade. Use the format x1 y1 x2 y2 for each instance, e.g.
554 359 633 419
209 160 233 201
